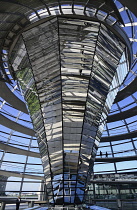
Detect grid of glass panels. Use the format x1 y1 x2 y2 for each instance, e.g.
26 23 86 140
94 1 137 175
0 90 44 196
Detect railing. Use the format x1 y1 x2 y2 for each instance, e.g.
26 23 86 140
1 199 137 210
87 199 137 210
0 199 47 210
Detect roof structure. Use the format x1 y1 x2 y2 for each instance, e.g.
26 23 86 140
0 0 137 208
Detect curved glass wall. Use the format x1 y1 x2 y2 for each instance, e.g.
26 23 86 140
95 0 137 174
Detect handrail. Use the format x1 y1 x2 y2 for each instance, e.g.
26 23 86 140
0 199 48 210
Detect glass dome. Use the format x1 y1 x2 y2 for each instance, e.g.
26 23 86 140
0 0 137 209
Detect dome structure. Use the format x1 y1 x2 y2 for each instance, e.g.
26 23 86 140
0 0 137 209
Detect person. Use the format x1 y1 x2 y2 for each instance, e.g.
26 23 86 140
16 196 21 210
100 151 102 158
106 151 108 158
